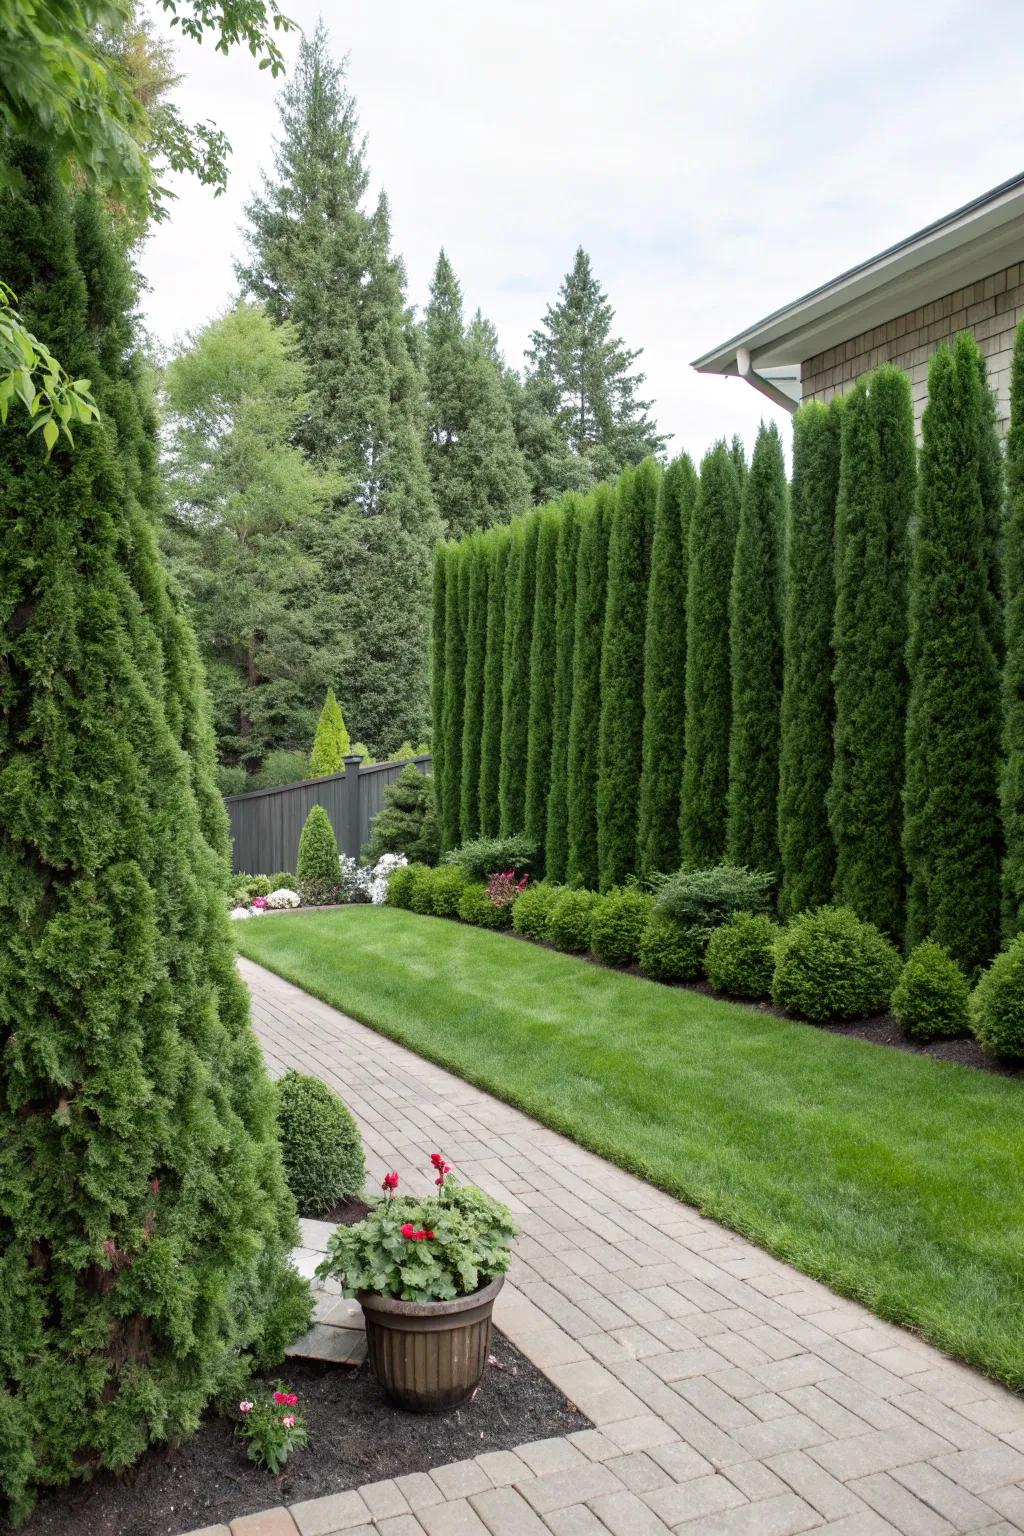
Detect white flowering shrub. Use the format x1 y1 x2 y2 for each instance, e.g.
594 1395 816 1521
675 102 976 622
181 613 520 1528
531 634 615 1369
338 855 374 903
266 888 301 910
370 852 407 905
229 906 251 921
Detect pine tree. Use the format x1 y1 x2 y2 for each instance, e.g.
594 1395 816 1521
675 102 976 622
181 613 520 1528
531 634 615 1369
597 460 659 887
499 512 540 834
364 762 440 864
524 506 561 868
504 366 595 503
459 536 488 840
637 454 698 880
681 444 740 866
545 494 583 882
829 366 914 939
0 144 308 1521
905 335 1003 972
478 527 511 835
424 251 531 537
1002 320 1024 933
439 543 468 848
526 247 667 484
310 687 351 775
727 421 785 873
566 485 613 886
778 399 843 918
238 25 439 753
430 541 447 806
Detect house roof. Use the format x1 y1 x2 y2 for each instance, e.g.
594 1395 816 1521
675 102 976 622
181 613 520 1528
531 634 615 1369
692 172 1024 405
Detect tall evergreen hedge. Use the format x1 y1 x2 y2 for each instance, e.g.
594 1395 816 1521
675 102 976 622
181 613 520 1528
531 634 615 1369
829 366 914 939
439 543 467 847
681 443 740 866
637 454 698 880
727 421 785 874
459 535 488 840
905 335 1003 972
778 399 843 918
597 460 659 888
499 511 539 834
430 543 448 824
478 527 510 836
0 146 309 1520
524 506 561 869
566 484 613 887
545 495 582 883
1002 320 1024 933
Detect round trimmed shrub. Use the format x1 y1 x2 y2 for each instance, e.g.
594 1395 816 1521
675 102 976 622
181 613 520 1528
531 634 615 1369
548 888 600 952
407 863 437 915
590 887 654 967
512 881 563 942
638 914 706 981
705 912 780 998
892 941 970 1042
386 862 428 909
428 864 469 918
457 880 513 929
969 935 1024 1060
276 1070 366 1217
268 871 295 892
772 906 901 1022
245 874 273 899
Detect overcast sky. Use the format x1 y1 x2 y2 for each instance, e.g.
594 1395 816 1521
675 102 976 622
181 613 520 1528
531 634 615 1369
140 0 1023 466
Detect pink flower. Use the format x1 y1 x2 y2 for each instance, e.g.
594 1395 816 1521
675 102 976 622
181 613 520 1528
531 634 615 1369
401 1222 416 1238
239 1400 253 1414
252 896 268 909
282 1414 295 1428
274 1390 298 1407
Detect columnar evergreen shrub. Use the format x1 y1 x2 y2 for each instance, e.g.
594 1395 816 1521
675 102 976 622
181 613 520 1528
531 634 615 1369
439 543 467 848
597 461 659 889
904 336 1003 974
705 913 779 998
310 687 351 776
443 833 535 881
478 527 511 835
548 888 601 952
511 881 563 941
364 763 439 865
637 914 707 981
459 535 488 841
1003 320 1024 933
892 942 970 1043
297 804 341 883
431 543 448 816
276 1072 366 1217
969 935 1024 1060
566 485 613 887
524 506 561 869
637 454 698 880
457 880 514 929
772 906 901 1022
545 497 582 882
829 366 914 939
778 399 843 918
0 147 309 1520
681 443 740 865
589 887 653 966
727 422 785 874
499 513 539 834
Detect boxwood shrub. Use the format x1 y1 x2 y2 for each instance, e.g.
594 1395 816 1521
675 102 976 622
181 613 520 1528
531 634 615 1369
457 880 513 929
407 863 438 915
705 912 780 998
386 862 428 909
772 906 901 1022
638 914 707 981
548 888 601 952
590 887 654 967
276 1070 365 1217
970 935 1024 1061
892 941 970 1042
511 881 563 942
426 864 469 918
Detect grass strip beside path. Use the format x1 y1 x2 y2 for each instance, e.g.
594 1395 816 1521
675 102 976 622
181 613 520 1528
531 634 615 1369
236 907 1024 1388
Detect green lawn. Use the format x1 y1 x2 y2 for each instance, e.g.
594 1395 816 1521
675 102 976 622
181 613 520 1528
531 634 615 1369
236 907 1024 1388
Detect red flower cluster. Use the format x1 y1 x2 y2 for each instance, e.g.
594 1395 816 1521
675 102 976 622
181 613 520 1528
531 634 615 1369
430 1151 453 1187
486 870 528 908
400 1222 435 1241
273 1390 299 1407
382 1171 399 1196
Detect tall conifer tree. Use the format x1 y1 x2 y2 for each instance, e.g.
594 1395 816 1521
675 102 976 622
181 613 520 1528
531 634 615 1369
478 528 511 835
1002 320 1024 933
597 460 659 887
440 544 467 848
905 336 1003 972
545 496 583 882
566 485 613 887
499 513 539 833
829 366 914 939
459 536 488 840
310 687 351 775
681 444 740 866
524 506 561 868
778 399 843 917
430 541 447 778
727 422 785 873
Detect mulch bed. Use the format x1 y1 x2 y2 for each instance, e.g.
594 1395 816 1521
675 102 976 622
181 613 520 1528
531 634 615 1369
9 1331 590 1536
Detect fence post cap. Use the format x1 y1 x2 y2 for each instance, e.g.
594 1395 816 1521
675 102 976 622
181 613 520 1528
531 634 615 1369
342 753 363 768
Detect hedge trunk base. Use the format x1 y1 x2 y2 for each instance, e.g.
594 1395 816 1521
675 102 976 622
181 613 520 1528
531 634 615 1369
359 1275 504 1412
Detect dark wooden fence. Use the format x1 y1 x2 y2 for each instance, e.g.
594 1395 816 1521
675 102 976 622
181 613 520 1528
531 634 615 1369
225 754 431 875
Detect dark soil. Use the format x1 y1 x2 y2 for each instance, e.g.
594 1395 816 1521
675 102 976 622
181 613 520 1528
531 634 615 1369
315 1194 371 1225
9 1330 590 1536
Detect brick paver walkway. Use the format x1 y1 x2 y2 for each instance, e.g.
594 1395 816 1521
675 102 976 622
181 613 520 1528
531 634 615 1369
188 959 1024 1536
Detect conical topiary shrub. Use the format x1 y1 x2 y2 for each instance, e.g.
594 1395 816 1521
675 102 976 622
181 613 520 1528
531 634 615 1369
296 804 341 887
310 686 351 775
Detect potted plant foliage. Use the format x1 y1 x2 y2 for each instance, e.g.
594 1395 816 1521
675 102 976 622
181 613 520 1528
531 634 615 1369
316 1157 517 1411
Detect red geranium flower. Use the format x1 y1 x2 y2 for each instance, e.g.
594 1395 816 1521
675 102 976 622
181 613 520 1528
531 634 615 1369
273 1390 299 1407
401 1222 416 1238
382 1171 399 1194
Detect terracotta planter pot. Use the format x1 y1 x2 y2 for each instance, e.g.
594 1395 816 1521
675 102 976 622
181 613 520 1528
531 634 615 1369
359 1274 504 1412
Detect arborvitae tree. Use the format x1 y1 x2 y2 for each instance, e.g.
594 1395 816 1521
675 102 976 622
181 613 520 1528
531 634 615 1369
681 444 740 866
526 247 667 484
238 25 439 753
778 399 843 918
637 454 698 880
297 803 341 881
478 527 511 835
524 506 561 868
829 366 914 939
459 536 488 841
727 421 786 873
424 251 531 537
597 460 659 887
499 512 540 833
566 485 613 886
430 542 447 801
0 145 308 1521
905 335 1003 972
310 687 351 775
729 433 747 495
1002 320 1024 933
545 495 583 882
439 544 467 848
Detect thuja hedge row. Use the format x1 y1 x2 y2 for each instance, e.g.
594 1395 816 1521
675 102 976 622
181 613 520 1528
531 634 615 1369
434 323 1024 976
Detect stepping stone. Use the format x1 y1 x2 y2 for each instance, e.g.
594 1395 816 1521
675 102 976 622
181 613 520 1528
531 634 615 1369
286 1320 366 1365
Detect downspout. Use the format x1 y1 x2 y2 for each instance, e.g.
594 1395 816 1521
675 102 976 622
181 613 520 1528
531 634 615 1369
736 347 799 413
